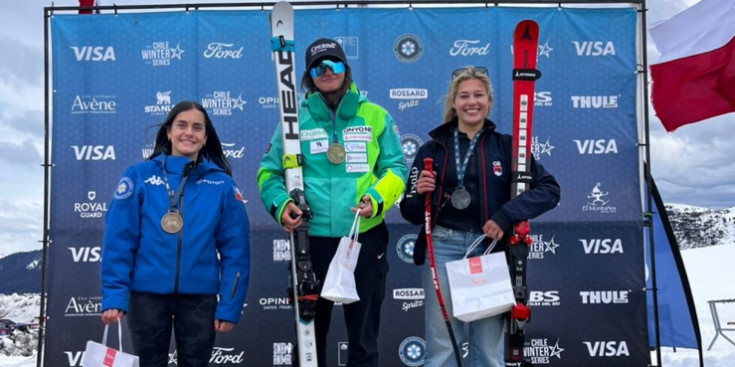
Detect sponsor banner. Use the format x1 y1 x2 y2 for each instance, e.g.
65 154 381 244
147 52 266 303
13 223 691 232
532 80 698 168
49 6 645 367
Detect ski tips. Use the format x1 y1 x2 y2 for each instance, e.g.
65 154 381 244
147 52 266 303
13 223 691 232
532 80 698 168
514 19 539 40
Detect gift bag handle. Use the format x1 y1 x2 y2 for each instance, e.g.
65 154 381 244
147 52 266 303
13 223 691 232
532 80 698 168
347 209 361 244
101 321 125 353
463 234 498 259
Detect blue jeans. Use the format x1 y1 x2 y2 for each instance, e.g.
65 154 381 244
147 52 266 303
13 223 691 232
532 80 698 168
422 226 505 367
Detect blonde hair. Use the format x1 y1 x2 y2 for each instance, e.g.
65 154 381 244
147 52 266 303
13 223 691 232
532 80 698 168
442 66 494 123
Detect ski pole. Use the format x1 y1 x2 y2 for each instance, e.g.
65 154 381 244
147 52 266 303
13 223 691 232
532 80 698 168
423 157 463 366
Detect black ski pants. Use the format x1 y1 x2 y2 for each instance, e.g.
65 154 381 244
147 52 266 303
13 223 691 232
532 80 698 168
126 292 217 367
310 221 390 367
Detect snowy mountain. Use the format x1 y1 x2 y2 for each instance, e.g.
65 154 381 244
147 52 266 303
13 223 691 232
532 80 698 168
664 203 735 249
0 251 41 295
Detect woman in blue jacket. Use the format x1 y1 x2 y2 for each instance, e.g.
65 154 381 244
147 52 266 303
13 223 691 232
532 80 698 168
100 101 250 367
399 67 560 367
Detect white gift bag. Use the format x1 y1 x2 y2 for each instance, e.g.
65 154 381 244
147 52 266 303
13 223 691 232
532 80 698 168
82 322 140 367
320 211 362 304
446 235 516 322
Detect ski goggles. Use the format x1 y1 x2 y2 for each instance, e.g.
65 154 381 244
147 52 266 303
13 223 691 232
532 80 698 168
451 66 488 79
309 60 346 78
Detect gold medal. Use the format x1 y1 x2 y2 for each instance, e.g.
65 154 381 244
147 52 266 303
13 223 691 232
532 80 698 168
161 211 183 234
327 143 346 164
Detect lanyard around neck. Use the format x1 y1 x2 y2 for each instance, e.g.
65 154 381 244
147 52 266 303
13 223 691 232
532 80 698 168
453 128 483 188
160 155 193 211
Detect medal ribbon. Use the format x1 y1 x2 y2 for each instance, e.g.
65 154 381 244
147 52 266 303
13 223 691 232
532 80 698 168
453 128 483 189
161 155 194 211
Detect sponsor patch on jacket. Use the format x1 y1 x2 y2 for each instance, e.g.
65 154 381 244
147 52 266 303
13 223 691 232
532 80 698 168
301 128 328 141
493 161 503 176
234 187 244 201
344 141 366 152
346 153 367 163
310 139 329 154
114 177 134 200
342 126 373 141
346 163 370 173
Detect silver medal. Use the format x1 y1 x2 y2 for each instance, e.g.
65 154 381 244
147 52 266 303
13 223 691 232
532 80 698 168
451 187 471 210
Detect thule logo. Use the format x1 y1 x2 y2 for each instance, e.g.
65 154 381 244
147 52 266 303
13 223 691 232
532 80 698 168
579 290 629 304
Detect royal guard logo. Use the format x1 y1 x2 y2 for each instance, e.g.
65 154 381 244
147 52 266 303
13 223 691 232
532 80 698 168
493 161 502 176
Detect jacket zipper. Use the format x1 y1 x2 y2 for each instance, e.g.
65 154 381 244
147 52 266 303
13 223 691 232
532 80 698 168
230 272 240 299
174 198 183 294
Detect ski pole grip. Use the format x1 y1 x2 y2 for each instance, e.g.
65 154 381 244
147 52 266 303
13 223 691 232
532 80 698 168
423 158 433 173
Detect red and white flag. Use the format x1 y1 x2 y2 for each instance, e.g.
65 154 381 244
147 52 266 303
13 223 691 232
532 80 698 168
649 0 735 132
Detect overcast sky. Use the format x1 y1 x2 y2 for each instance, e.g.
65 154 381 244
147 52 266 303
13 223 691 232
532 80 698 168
0 0 727 256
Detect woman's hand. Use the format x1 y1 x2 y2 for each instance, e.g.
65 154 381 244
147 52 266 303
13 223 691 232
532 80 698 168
482 220 504 241
416 170 436 195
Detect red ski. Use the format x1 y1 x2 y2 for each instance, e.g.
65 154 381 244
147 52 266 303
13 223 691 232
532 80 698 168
506 19 541 367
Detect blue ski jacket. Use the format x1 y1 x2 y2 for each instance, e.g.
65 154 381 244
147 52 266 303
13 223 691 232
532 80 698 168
101 154 250 323
400 119 560 265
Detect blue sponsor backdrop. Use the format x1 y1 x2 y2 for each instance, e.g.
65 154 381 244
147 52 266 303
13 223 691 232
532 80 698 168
48 4 647 366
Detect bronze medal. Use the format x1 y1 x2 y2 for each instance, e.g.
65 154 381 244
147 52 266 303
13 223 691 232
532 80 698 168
327 143 346 164
161 211 183 234
451 187 471 210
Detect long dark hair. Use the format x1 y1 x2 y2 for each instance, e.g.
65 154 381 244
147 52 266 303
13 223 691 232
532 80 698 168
149 100 232 176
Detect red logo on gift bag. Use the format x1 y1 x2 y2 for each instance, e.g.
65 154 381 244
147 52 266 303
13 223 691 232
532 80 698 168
468 257 483 274
104 347 117 366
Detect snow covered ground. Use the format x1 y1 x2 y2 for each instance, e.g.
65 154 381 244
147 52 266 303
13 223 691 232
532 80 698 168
1 245 734 366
